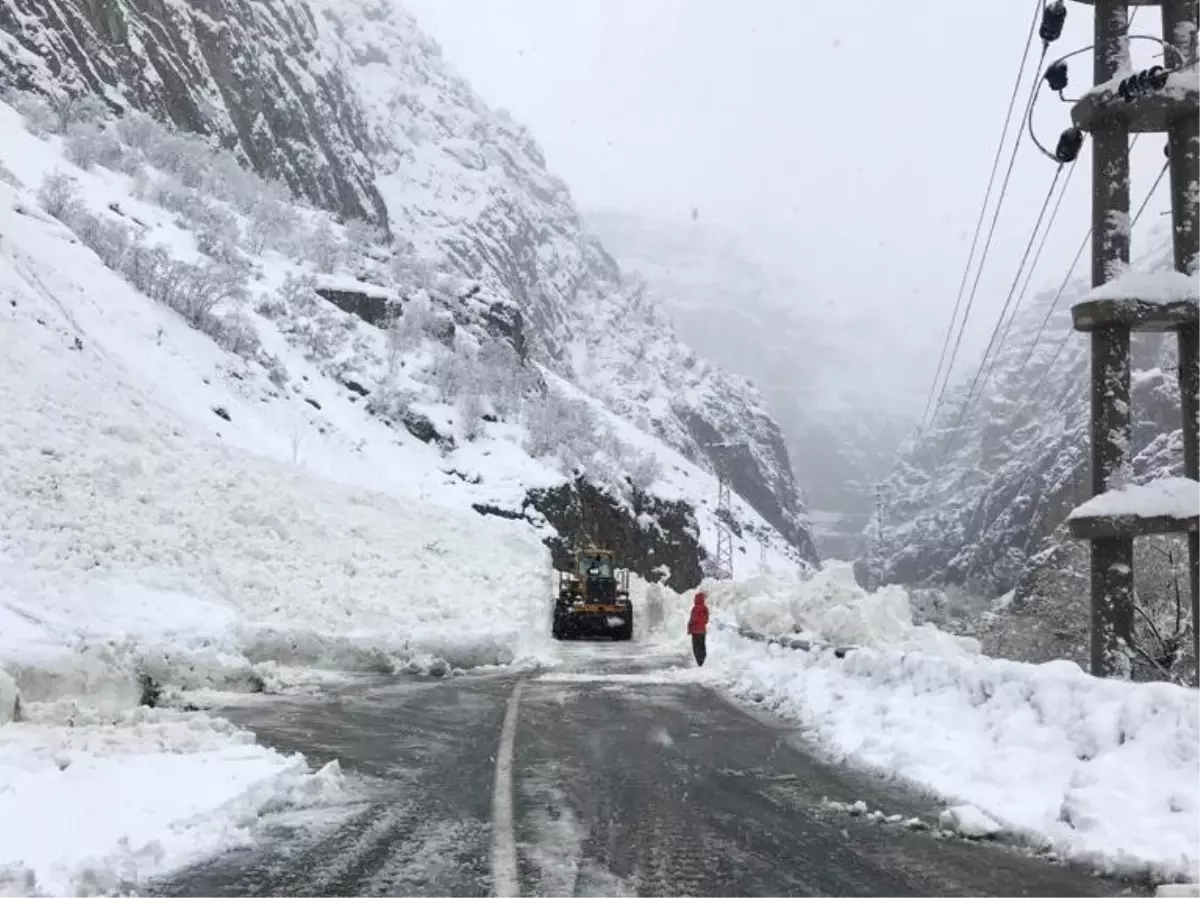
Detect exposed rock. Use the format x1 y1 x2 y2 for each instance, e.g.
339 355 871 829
471 502 524 521
0 668 19 724
315 286 398 328
483 299 527 360
0 0 387 225
398 409 452 449
526 477 705 593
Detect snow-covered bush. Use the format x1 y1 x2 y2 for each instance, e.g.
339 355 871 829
477 339 530 418
428 347 466 402
36 169 83 221
523 391 602 469
981 533 1196 685
140 178 242 262
67 209 135 269
306 218 346 273
8 89 108 135
344 217 387 255
48 92 110 133
209 310 262 361
63 121 124 171
271 273 352 364
247 198 301 255
366 379 419 423
388 296 436 356
457 391 486 440
626 449 663 491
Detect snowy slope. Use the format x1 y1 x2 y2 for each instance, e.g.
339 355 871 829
0 0 819 566
0 175 554 681
0 86 816 684
304 0 816 558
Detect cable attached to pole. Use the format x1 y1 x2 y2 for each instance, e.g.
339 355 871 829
934 163 1067 470
917 0 1046 432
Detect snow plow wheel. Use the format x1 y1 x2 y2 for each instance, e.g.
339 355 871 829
616 605 634 641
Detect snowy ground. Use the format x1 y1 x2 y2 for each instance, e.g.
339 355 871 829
686 567 1200 884
0 100 564 892
0 700 348 896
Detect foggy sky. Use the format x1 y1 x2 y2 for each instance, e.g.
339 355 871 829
402 0 1174 415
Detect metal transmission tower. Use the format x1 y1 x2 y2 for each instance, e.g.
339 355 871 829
1053 0 1198 676
873 483 887 589
703 440 742 580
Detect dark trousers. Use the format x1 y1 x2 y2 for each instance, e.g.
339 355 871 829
691 633 707 666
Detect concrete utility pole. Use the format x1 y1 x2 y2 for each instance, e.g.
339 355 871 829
1065 0 1199 676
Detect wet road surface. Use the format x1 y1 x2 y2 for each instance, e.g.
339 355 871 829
150 642 1142 897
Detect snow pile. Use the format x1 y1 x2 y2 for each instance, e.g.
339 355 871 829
694 562 980 655
0 239 553 698
1069 477 1200 522
0 703 346 896
938 804 1002 839
708 633 1200 880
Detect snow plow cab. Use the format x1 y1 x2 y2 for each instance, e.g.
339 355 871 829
552 547 633 641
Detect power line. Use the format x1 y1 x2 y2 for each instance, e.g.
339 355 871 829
977 158 1078 400
919 0 1045 430
926 40 1051 435
936 162 1068 469
1013 132 1145 383
967 158 1172 582
1025 156 1171 406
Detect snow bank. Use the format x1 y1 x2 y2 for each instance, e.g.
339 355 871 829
0 257 553 702
693 562 980 655
708 633 1200 880
0 704 346 896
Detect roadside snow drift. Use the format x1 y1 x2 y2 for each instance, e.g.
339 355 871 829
0 703 345 896
697 562 981 654
700 573 1200 881
0 302 550 688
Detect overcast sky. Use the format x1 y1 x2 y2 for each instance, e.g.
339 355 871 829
402 0 1173 413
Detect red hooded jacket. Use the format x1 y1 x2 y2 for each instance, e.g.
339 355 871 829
687 593 709 635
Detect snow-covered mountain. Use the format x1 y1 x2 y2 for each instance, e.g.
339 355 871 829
586 209 912 559
878 225 1184 597
0 0 820 585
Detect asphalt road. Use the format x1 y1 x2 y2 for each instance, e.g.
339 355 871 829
150 642 1141 897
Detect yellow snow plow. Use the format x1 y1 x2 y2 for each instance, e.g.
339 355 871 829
552 547 633 640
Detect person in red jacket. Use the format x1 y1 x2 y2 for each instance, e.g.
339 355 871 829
687 592 709 666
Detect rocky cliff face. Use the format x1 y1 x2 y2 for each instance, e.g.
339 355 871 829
0 0 819 568
0 0 385 224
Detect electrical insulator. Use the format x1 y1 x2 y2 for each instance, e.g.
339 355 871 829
1055 127 1084 163
1146 65 1168 89
1040 0 1067 43
1045 60 1069 92
1165 142 1172 159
